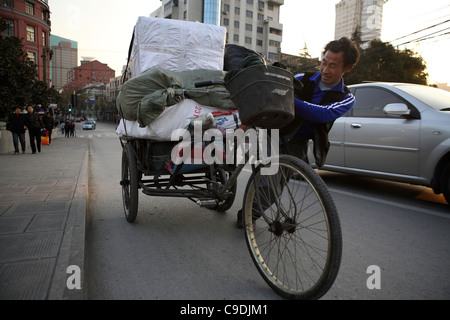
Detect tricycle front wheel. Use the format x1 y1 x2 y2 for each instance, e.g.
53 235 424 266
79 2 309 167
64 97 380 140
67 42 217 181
242 155 342 300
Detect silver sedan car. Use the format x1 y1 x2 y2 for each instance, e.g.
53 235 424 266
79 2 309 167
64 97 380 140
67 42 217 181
311 82 450 206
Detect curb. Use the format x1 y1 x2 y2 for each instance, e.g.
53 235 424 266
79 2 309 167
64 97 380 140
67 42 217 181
48 140 89 299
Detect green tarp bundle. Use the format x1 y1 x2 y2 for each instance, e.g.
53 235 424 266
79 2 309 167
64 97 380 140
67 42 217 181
117 68 236 128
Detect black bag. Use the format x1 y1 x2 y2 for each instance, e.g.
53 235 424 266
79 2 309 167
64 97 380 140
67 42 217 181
223 44 262 71
225 64 295 129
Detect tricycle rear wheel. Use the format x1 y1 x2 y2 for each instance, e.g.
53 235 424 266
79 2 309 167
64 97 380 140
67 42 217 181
121 142 139 223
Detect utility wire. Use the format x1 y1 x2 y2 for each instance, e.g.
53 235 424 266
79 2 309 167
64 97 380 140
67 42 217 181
396 31 450 46
389 19 450 43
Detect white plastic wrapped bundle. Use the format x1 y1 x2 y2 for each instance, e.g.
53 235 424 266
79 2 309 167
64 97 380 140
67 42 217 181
129 17 226 77
116 99 240 141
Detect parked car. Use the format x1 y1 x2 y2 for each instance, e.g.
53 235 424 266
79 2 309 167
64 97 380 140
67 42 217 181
82 120 96 130
310 82 450 206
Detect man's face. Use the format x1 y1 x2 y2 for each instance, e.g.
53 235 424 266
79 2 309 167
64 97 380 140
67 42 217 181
320 50 353 85
15 108 21 115
27 106 33 113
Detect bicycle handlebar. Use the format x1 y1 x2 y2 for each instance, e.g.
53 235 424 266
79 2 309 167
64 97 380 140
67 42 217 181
194 80 225 88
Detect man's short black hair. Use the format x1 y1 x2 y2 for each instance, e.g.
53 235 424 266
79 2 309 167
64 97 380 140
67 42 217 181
324 37 360 68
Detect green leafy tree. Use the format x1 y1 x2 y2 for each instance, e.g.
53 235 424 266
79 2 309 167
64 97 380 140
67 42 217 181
345 39 429 85
278 45 320 75
1 19 62 118
30 81 62 108
0 20 37 118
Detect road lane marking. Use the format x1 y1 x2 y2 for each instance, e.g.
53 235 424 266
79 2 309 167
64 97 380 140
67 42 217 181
329 188 450 219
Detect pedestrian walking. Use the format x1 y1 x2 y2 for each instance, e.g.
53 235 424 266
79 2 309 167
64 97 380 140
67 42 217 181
6 106 27 155
69 120 75 138
60 121 65 135
43 112 54 144
65 120 70 138
24 104 44 154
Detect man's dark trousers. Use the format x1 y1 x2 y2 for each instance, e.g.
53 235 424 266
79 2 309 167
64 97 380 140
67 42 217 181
29 128 41 153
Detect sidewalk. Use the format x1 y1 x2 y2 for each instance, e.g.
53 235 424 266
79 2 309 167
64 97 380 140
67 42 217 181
0 130 89 299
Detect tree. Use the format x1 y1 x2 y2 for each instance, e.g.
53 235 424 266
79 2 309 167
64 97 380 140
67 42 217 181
0 19 62 118
278 45 320 75
0 20 37 118
31 81 62 108
345 39 429 85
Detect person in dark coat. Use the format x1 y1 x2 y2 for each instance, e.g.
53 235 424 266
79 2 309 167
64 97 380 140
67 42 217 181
43 112 54 144
7 106 27 155
24 104 44 154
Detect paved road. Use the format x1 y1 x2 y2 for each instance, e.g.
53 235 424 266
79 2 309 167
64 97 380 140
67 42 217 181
85 122 450 300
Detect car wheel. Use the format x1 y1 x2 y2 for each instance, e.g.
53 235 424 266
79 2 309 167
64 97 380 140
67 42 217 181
442 163 450 206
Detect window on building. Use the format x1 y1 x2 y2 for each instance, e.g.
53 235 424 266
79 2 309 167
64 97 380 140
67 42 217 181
235 7 240 14
27 51 36 64
42 31 46 46
26 25 35 42
245 24 252 31
25 1 34 15
164 1 172 11
233 34 239 42
257 26 263 34
1 0 13 8
269 40 280 48
223 18 229 26
1 19 14 37
246 10 253 18
246 0 253 4
245 37 252 44
257 13 264 21
268 3 274 10
268 53 279 61
258 1 264 9
234 21 239 28
224 4 230 13
257 39 263 46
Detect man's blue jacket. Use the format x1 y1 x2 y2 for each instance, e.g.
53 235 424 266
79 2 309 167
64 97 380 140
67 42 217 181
281 72 355 167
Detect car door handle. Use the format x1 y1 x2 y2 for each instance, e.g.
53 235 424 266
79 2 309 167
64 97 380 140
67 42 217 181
351 123 362 129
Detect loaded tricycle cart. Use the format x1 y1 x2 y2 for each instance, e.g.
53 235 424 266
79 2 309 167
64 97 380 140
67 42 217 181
117 17 342 300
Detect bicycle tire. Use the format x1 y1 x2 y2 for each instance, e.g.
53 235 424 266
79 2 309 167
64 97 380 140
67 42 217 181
242 154 342 300
121 142 139 223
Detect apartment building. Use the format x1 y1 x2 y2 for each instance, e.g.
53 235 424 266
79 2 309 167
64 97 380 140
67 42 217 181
151 0 284 62
65 59 115 90
50 35 78 90
335 0 388 46
0 0 52 85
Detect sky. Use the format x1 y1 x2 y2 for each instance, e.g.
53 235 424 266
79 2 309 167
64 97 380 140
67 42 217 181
48 0 450 84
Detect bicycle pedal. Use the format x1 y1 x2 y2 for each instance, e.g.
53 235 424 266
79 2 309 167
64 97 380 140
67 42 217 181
196 200 217 208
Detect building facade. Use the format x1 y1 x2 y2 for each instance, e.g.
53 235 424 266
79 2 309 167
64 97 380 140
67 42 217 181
105 74 125 122
335 0 388 46
0 0 52 85
50 35 78 90
65 59 115 90
151 0 284 62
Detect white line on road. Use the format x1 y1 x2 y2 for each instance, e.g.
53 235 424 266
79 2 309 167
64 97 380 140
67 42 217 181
329 187 450 219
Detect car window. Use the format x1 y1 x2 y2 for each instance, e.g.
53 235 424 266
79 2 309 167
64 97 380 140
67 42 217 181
352 87 407 118
395 85 450 111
